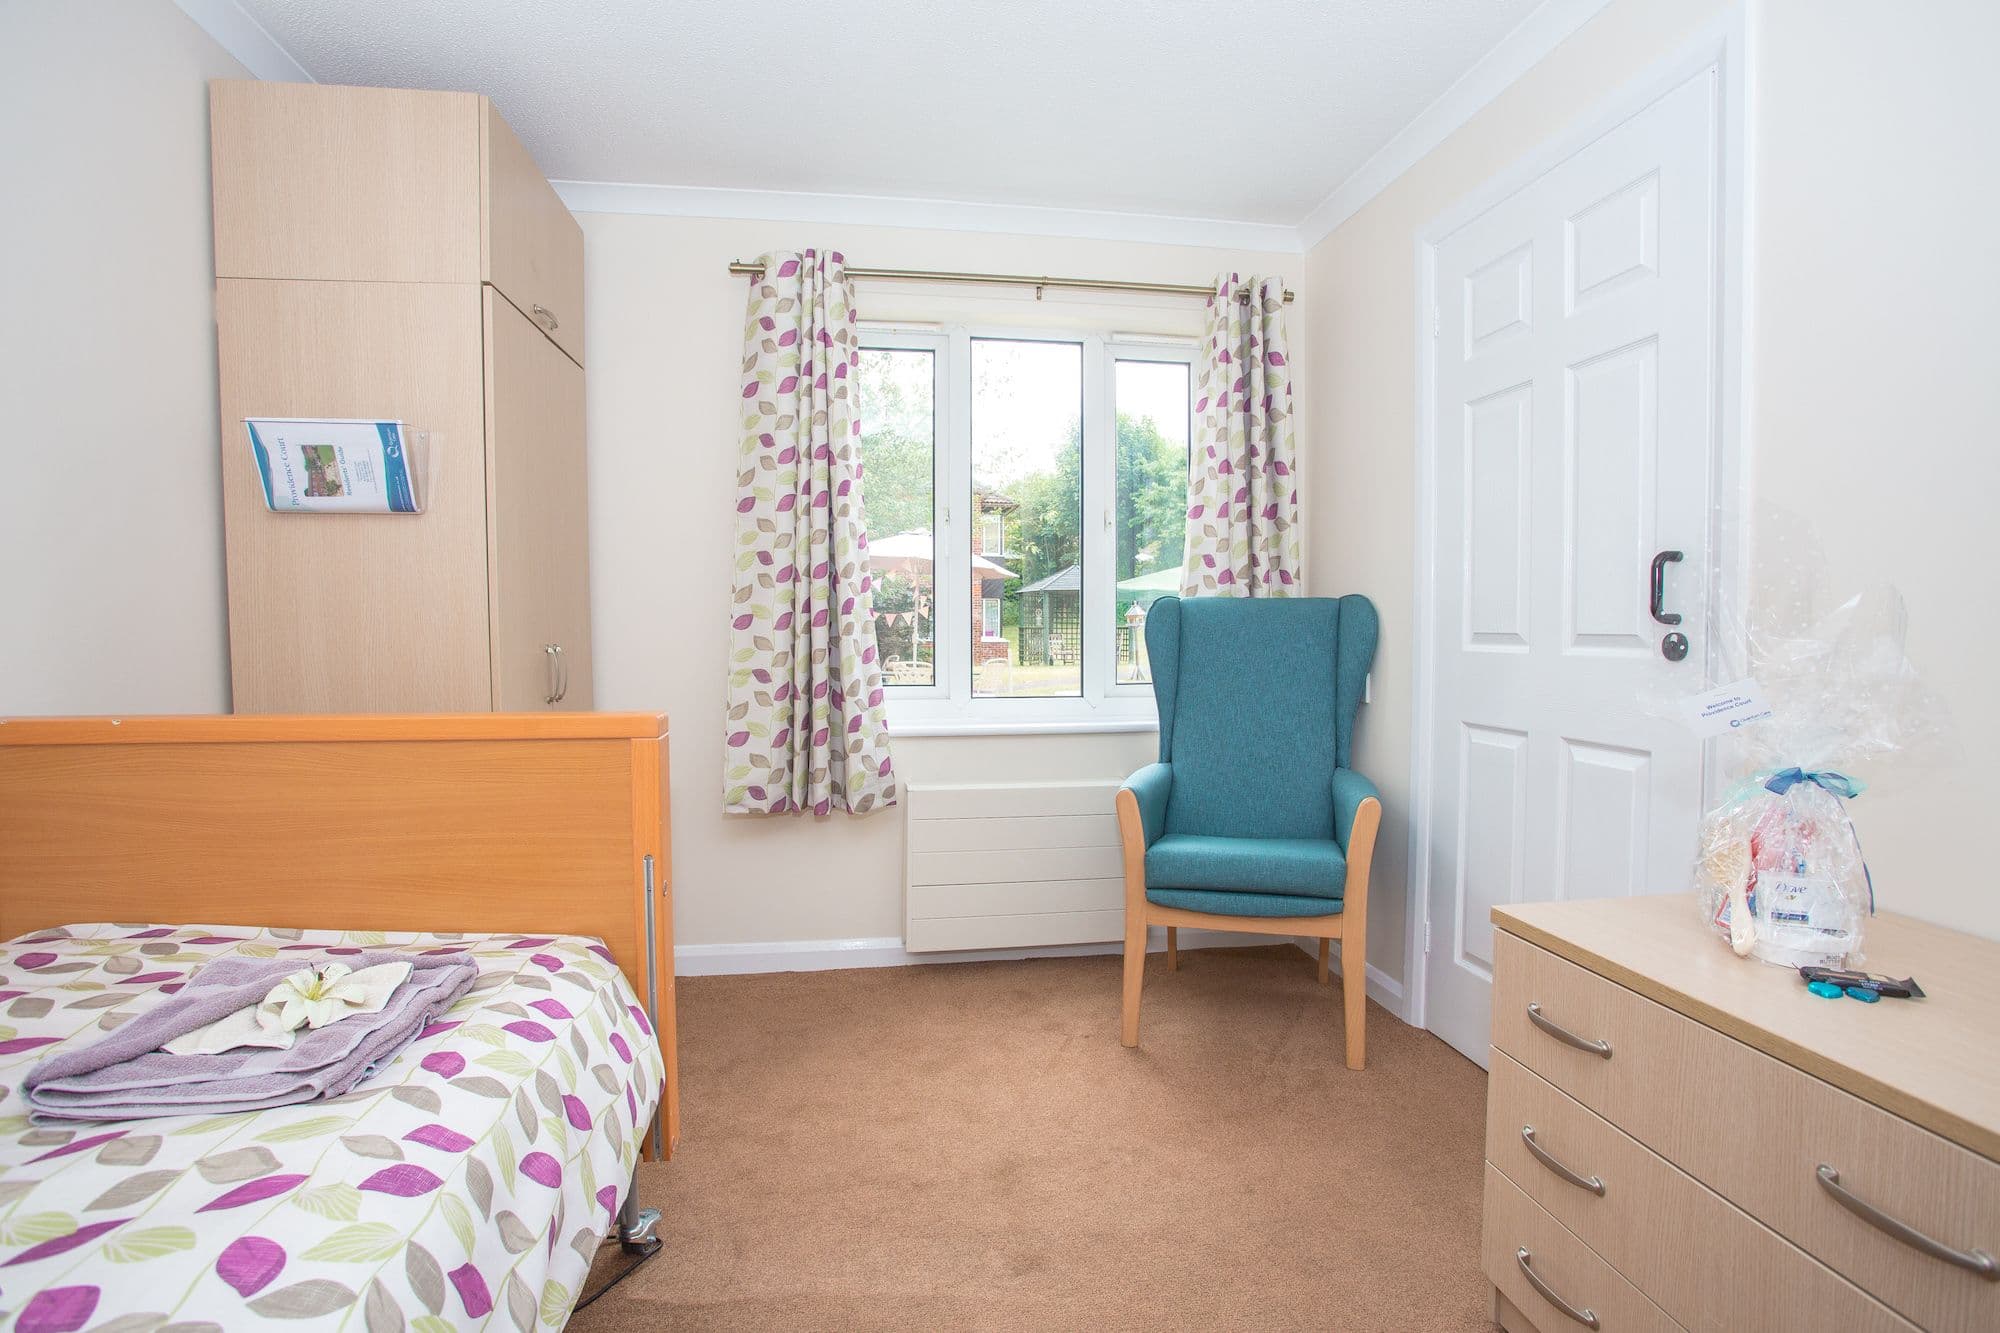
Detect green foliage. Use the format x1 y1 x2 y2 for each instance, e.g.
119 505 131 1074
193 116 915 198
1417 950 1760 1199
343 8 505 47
1004 413 1185 588
856 350 936 540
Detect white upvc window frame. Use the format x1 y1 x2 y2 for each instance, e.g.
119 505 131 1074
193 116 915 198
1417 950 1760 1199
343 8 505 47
859 325 1194 735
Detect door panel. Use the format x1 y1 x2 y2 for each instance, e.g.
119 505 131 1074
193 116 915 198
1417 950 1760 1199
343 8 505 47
485 291 593 711
217 278 491 713
1424 70 1720 1064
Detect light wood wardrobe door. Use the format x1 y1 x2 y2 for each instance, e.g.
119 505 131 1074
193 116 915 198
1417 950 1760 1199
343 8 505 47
217 279 492 712
485 291 594 711
483 101 585 366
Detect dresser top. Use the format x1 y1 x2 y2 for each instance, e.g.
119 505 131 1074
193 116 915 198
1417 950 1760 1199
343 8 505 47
1494 894 2000 1163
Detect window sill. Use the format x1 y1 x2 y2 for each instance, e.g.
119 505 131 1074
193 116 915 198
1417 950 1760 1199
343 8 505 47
887 717 1159 738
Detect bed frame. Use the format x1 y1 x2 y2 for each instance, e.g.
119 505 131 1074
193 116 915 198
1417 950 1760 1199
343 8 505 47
0 711 678 1158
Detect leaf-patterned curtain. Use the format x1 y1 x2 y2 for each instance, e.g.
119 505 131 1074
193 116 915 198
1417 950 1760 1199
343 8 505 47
725 251 898 815
1182 274 1302 596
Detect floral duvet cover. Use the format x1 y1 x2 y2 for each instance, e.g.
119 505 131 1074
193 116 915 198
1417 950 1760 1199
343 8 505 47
0 924 664 1332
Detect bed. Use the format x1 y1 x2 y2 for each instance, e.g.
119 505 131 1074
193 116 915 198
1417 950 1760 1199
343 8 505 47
0 713 676 1331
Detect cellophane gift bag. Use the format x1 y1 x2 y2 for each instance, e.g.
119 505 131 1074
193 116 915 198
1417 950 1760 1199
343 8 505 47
1689 586 1951 968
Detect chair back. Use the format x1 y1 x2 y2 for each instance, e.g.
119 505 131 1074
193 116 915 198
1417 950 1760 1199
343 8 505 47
1144 595 1377 840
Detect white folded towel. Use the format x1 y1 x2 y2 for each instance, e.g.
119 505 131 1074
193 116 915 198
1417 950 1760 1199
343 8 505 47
163 961 414 1055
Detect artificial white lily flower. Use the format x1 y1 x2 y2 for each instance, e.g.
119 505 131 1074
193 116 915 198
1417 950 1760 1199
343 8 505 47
258 963 357 1034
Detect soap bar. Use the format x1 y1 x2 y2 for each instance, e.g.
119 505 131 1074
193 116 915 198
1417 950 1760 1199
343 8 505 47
1807 980 1845 999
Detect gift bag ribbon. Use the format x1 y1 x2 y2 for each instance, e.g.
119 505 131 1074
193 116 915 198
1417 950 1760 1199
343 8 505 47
1760 767 1874 913
1763 767 1867 799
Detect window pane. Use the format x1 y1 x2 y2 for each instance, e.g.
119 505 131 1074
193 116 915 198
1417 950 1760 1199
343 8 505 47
857 348 936 687
971 339 1083 697
1112 359 1191 683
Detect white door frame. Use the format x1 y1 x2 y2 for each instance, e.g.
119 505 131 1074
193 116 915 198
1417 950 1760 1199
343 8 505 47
1403 13 1752 1033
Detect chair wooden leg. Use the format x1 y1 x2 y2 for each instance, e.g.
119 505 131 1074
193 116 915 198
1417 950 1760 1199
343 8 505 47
1115 788 1148 1048
1121 908 1146 1048
1166 926 1178 971
1317 937 1330 984
1342 933 1367 1071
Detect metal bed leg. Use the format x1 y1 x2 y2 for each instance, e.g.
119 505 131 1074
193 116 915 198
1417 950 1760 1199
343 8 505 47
574 1164 663 1313
617 1165 663 1257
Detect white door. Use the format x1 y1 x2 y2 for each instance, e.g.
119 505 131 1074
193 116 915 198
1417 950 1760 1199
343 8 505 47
1421 70 1721 1065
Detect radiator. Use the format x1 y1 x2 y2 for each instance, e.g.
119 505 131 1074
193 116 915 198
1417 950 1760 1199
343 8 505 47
903 781 1126 952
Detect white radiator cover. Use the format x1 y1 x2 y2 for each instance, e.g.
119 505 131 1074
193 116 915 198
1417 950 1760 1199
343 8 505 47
903 781 1126 952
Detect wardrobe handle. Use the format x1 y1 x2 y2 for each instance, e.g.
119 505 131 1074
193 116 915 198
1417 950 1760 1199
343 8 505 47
1522 1126 1605 1196
531 303 559 332
1527 1002 1613 1059
553 644 569 704
1816 1165 1999 1279
544 644 561 705
1516 1249 1599 1329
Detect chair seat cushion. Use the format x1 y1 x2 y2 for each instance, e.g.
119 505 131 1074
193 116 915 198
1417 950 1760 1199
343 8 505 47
1145 833 1347 898
1145 887 1343 918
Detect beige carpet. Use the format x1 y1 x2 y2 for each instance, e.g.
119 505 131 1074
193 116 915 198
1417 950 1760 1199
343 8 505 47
571 946 1491 1331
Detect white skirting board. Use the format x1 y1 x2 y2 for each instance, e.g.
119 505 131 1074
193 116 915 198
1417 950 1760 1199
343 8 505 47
673 930 1409 1022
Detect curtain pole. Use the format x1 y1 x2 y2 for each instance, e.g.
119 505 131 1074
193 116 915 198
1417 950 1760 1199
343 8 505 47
726 261 1294 305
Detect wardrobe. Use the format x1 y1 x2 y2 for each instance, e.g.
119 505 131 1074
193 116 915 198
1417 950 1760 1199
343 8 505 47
210 80 592 713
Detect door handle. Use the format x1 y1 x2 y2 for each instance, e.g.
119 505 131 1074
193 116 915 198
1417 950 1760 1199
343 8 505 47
1649 550 1684 625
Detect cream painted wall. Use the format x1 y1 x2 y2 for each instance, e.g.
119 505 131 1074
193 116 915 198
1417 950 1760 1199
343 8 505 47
577 213 1301 947
1301 0 2000 997
0 0 245 713
1741 0 2000 939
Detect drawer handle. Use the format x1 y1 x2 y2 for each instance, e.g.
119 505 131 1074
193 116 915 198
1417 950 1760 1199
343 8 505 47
1527 1002 1612 1059
1516 1247 1600 1329
1816 1164 1999 1280
531 303 559 331
1522 1125 1605 1196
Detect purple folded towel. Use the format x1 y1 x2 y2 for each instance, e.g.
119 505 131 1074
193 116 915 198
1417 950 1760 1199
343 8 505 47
24 951 478 1122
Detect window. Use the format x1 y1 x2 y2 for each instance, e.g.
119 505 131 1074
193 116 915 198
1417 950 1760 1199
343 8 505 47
855 342 940 690
857 327 1193 729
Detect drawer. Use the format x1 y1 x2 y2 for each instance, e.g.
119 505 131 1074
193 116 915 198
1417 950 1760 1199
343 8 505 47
1483 1162 1679 1333
483 101 585 366
1493 930 2000 1331
1487 1052 1915 1333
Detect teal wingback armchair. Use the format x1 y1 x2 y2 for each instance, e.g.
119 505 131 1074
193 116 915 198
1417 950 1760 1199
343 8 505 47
1116 595 1382 1069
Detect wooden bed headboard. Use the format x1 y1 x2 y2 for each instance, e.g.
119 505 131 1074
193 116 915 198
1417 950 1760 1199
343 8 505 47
0 711 677 1154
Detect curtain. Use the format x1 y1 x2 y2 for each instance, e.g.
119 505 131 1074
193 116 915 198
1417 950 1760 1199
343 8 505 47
724 250 898 815
1181 273 1302 596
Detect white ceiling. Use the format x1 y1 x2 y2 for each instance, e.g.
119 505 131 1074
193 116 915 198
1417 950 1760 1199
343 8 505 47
213 0 1559 238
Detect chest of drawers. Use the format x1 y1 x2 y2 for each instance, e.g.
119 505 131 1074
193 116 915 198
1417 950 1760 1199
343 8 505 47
1483 896 1999 1332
